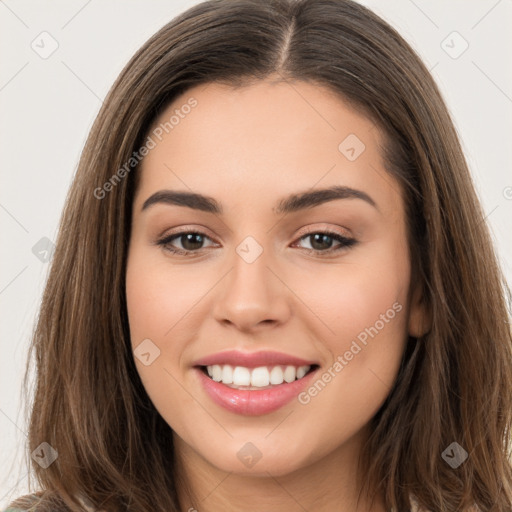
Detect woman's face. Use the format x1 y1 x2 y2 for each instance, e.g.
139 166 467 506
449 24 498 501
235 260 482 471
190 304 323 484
126 78 426 477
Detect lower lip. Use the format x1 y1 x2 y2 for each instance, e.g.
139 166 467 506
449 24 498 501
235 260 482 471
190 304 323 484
195 367 318 416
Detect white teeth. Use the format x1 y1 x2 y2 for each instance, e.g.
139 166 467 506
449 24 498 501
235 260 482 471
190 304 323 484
204 364 311 388
232 366 251 386
221 364 233 384
298 364 312 377
269 366 284 385
211 364 222 382
283 365 296 383
251 366 270 387
296 366 308 379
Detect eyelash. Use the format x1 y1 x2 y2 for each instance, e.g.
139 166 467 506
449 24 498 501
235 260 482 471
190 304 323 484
155 229 357 257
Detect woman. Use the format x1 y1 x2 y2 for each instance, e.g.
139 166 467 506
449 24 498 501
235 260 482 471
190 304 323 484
5 0 512 510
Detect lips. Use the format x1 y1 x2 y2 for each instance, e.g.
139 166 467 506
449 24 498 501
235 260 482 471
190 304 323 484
193 350 320 415
193 350 317 368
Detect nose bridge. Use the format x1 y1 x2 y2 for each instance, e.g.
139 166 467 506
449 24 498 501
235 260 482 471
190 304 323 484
212 233 290 328
229 234 275 303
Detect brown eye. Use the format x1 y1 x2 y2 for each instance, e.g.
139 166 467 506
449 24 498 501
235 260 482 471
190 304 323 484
295 231 357 255
157 231 216 255
174 233 207 251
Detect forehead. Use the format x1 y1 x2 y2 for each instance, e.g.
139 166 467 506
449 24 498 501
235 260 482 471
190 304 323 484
134 79 401 218
146 79 381 154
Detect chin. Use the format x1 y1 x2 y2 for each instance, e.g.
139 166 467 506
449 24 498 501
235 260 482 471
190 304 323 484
190 433 321 477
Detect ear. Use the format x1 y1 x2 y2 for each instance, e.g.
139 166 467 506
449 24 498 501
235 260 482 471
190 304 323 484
408 283 431 338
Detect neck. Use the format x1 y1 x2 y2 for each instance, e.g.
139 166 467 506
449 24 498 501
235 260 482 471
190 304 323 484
173 429 386 512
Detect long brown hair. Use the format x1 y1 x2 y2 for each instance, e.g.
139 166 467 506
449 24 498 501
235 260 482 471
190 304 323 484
8 0 512 510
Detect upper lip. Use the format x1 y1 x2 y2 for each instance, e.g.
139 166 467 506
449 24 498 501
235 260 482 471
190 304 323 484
193 350 318 368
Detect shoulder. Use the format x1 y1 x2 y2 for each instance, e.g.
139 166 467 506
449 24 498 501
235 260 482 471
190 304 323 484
2 492 97 512
408 494 482 512
2 493 40 511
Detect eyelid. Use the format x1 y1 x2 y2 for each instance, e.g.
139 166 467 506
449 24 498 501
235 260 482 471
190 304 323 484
157 225 217 241
158 223 352 241
155 226 219 250
294 224 352 239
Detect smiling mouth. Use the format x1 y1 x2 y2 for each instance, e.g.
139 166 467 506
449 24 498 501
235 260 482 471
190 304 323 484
199 364 319 390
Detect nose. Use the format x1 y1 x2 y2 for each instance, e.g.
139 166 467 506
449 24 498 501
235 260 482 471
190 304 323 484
212 243 291 333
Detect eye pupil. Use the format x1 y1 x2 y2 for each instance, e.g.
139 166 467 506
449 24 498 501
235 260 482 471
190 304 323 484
182 233 204 250
311 233 333 250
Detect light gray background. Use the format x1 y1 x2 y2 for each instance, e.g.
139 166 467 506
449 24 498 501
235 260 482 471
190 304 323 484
1 0 511 506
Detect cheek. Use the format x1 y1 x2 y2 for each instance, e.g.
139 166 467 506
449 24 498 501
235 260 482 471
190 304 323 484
299 305 407 448
294 239 410 429
125 247 206 348
292 237 410 351
335 267 408 345
291 236 410 415
125 247 200 428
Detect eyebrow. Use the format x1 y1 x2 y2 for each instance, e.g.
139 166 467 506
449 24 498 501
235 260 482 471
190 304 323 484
141 185 377 215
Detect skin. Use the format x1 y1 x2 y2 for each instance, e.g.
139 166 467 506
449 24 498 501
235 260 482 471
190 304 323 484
126 76 428 512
